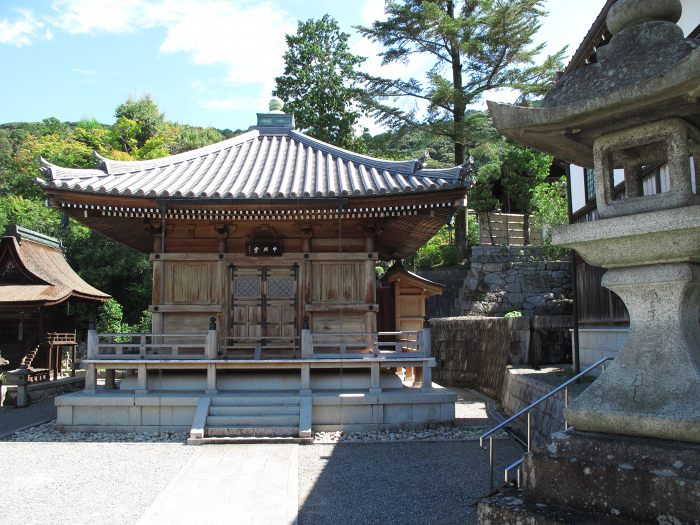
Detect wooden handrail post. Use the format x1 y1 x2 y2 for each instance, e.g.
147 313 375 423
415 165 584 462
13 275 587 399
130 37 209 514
206 317 218 359
87 329 97 359
84 363 97 393
301 317 312 358
370 362 382 393
421 318 431 358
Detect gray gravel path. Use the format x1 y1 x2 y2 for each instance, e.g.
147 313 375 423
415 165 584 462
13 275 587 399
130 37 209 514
298 440 522 525
0 398 56 438
0 442 197 525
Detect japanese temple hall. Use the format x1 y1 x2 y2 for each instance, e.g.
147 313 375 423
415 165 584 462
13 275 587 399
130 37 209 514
38 100 470 440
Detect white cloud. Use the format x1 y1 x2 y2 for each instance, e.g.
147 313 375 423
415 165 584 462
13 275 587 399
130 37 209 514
0 9 44 47
46 0 294 96
72 67 96 76
49 0 155 34
156 1 293 87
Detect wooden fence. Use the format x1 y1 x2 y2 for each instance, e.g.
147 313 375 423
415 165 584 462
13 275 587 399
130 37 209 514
478 212 543 246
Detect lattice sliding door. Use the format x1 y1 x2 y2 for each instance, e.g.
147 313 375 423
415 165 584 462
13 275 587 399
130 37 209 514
229 265 298 350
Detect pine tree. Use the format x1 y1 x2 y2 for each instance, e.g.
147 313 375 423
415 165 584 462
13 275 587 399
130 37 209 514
358 0 564 258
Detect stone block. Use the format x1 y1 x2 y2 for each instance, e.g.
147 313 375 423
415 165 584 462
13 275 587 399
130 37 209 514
172 407 195 425
440 402 455 421
484 273 505 285
56 406 73 425
411 403 440 422
141 406 161 425
129 406 141 426
73 407 101 426
524 430 700 524
100 407 130 426
384 404 412 424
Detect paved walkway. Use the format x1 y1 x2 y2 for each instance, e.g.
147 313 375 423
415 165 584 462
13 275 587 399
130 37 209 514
138 444 299 525
0 388 519 525
0 397 56 438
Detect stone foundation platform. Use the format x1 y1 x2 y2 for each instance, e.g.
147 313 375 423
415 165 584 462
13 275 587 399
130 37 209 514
479 430 700 524
55 370 456 434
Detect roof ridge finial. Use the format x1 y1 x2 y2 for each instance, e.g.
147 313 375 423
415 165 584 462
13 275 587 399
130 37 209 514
269 96 285 113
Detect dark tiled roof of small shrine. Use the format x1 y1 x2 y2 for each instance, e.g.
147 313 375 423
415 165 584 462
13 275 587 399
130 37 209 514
38 124 465 200
0 225 110 306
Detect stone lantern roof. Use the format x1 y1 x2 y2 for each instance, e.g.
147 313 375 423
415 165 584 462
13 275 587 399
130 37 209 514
487 0 700 168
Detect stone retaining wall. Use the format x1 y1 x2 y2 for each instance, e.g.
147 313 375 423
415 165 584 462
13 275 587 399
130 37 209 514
431 316 531 399
500 367 570 445
430 316 572 396
463 246 572 317
0 376 85 406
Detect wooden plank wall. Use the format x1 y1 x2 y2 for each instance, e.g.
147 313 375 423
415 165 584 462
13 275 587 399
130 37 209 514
478 212 543 246
576 260 629 325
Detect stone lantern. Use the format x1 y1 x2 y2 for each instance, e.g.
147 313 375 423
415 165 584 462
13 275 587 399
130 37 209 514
482 0 700 522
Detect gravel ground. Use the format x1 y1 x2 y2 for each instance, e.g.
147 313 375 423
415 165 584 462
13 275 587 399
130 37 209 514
298 441 523 525
5 420 188 443
0 441 197 525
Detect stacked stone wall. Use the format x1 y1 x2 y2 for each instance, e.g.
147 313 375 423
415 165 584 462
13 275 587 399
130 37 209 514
431 317 531 399
463 246 572 317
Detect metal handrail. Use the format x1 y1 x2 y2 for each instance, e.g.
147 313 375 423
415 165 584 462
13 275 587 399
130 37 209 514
480 355 613 491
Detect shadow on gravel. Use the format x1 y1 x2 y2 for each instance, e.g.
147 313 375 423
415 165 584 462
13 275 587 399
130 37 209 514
298 440 522 525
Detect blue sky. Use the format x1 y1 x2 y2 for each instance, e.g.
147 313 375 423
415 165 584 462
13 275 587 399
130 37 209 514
0 0 604 132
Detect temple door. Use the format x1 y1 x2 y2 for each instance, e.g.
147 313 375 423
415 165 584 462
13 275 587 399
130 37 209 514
230 265 298 356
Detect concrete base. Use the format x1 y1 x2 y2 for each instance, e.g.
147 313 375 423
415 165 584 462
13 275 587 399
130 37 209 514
54 370 456 433
478 488 635 524
479 430 700 524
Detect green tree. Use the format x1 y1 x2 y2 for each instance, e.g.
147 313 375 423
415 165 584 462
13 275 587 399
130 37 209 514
530 175 568 245
114 95 164 149
499 141 552 244
274 15 366 149
358 0 564 258
65 231 152 325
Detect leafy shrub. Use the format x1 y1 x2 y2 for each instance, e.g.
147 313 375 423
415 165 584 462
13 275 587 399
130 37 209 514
504 311 522 318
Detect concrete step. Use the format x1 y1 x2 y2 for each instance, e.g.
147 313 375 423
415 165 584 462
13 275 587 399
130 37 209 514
188 436 312 445
209 405 299 417
205 425 299 438
206 414 299 427
211 395 300 406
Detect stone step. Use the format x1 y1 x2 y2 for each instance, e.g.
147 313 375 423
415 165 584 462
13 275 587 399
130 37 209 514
211 395 300 406
209 404 299 417
204 425 299 438
188 436 312 445
206 414 299 427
